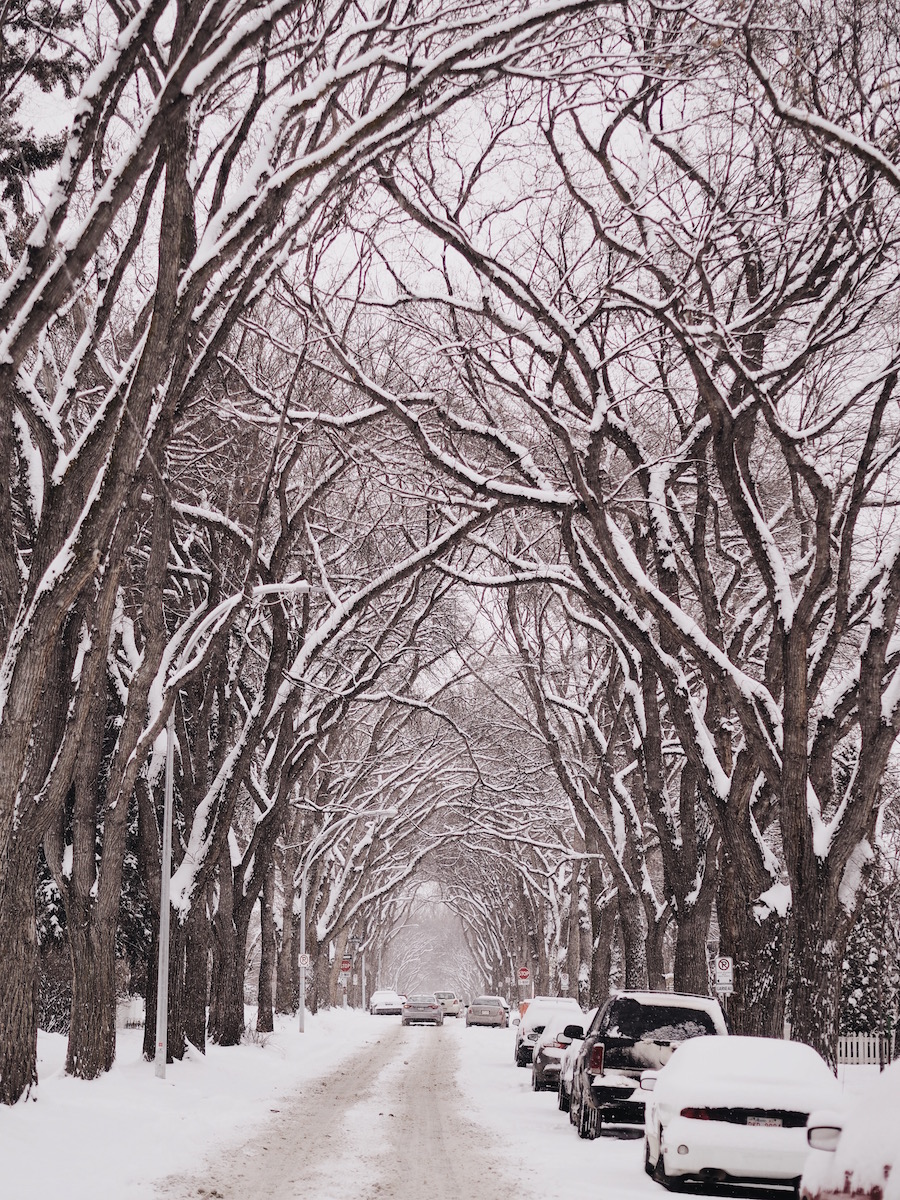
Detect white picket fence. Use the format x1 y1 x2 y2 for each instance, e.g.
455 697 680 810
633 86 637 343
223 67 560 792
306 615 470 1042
837 1033 895 1066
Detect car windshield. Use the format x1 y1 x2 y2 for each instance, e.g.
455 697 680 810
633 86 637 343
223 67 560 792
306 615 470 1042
434 992 454 999
407 995 435 1003
602 998 717 1042
472 997 500 1005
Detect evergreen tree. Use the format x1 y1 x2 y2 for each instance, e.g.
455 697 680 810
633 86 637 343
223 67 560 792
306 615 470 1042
0 1 86 229
840 851 900 1043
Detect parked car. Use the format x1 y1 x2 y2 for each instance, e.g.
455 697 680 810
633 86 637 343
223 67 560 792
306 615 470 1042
558 1009 597 1113
369 989 404 1015
515 996 583 1067
532 1017 583 1092
466 996 508 1027
569 990 728 1139
800 1056 899 1200
401 994 444 1026
643 1034 842 1191
434 990 462 1017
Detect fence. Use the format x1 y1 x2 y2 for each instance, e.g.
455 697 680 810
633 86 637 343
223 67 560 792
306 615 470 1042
837 1033 896 1066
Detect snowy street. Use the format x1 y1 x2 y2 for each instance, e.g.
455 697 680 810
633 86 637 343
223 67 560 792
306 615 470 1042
160 1016 666 1200
0 1009 661 1199
0 1006 881 1198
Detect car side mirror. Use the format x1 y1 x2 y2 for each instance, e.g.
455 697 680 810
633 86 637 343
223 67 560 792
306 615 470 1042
562 1024 584 1040
558 1034 572 1046
807 1125 842 1151
512 1016 520 1025
639 1072 658 1092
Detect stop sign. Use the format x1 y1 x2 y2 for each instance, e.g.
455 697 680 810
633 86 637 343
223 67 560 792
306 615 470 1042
340 957 351 972
518 966 530 981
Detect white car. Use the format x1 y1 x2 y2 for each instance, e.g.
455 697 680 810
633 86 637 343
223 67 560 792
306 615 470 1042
369 989 404 1015
514 996 583 1067
801 1056 900 1200
643 1035 842 1191
434 990 462 1017
558 1008 597 1114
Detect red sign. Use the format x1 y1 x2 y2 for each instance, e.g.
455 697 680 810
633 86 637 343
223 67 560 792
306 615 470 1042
340 957 351 972
518 966 530 981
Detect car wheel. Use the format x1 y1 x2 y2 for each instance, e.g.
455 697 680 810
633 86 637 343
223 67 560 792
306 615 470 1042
577 1099 598 1140
644 1137 655 1176
531 1069 541 1091
558 1084 570 1113
652 1133 683 1192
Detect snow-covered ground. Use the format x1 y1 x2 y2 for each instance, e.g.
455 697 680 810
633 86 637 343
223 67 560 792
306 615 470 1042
0 1010 381 1199
0 1012 883 1199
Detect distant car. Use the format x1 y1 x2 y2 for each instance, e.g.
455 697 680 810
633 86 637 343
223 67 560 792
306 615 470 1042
466 996 508 1027
800 1055 899 1200
532 1017 584 1091
434 990 462 1017
558 1009 597 1113
401 994 444 1026
643 1035 842 1191
569 990 728 1139
515 996 583 1067
369 989 404 1015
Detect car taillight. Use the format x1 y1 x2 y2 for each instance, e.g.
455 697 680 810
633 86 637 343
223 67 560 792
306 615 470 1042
430 1004 439 1010
681 1108 711 1120
588 1044 604 1072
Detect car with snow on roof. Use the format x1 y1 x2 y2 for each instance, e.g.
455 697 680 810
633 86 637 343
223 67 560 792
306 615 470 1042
800 1055 899 1200
514 996 583 1067
401 993 444 1026
369 989 404 1015
569 990 728 1139
642 1034 842 1191
466 996 507 1027
434 990 462 1017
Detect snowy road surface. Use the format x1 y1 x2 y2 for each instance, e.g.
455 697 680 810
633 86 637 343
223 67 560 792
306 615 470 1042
158 1020 517 1200
158 1017 665 1200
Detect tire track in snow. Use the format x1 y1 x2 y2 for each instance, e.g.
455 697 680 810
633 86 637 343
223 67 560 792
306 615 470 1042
156 1020 527 1200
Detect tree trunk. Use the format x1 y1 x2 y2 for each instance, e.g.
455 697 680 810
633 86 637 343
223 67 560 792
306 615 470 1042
673 901 714 996
183 901 210 1051
142 923 159 1061
166 918 189 1062
256 862 276 1032
274 842 299 1013
66 918 117 1078
208 861 246 1045
590 903 614 1007
716 858 790 1037
0 841 40 1104
617 890 647 989
789 876 856 1067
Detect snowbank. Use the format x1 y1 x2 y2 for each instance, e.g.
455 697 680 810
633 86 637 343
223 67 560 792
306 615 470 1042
0 1009 380 1199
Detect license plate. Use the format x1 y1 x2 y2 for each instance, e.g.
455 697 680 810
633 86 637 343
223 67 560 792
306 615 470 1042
480 1009 491 1015
747 1116 782 1127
